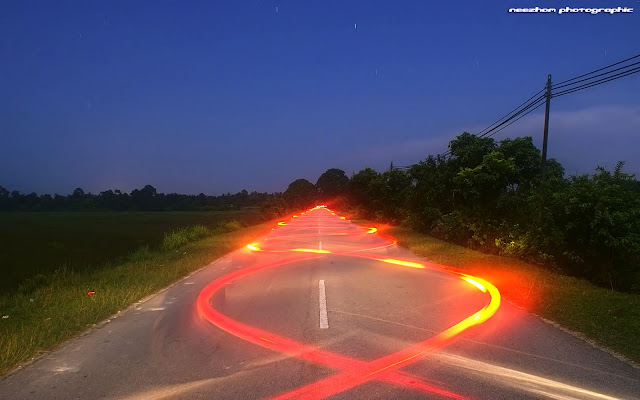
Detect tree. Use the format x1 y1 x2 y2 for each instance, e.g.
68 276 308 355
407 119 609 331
284 179 317 210
448 132 496 169
131 185 158 210
377 169 412 223
0 186 10 210
498 136 541 192
349 168 382 218
261 196 288 219
72 188 85 198
316 168 349 201
407 155 456 231
550 162 640 290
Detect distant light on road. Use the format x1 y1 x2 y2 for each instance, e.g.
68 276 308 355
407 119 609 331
246 244 261 251
376 258 425 269
290 248 331 254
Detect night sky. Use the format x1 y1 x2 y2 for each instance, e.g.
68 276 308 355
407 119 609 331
1 1 639 195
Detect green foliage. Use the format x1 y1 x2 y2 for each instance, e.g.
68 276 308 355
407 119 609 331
284 178 317 210
260 196 288 219
448 132 496 169
349 167 382 218
0 185 277 212
161 225 211 250
348 133 640 292
316 168 349 201
327 196 350 213
549 162 640 289
217 220 244 233
0 222 274 377
348 168 411 223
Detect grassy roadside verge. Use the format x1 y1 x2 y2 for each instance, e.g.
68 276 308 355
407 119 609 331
0 221 273 377
0 210 263 293
379 225 640 364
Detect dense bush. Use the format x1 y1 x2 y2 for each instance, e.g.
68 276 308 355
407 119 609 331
347 133 640 291
260 196 288 219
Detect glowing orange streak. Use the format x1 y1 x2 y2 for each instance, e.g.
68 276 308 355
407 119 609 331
196 256 466 400
289 248 331 254
271 268 501 400
462 276 487 293
376 258 425 269
200 209 499 399
246 244 261 251
278 222 287 226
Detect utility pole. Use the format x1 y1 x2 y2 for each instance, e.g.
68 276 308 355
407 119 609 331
538 74 552 223
540 74 552 183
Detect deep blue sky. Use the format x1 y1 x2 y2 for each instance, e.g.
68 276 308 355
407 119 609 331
1 0 639 195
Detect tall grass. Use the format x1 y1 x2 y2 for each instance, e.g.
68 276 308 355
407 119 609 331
162 225 211 250
0 221 273 377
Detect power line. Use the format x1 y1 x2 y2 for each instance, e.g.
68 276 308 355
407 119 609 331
553 66 640 98
476 88 546 137
398 53 640 166
478 93 546 138
552 53 640 87
552 60 640 90
482 99 546 138
441 53 640 159
440 91 546 158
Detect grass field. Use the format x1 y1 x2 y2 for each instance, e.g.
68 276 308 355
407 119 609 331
0 209 263 293
0 219 274 376
380 225 640 364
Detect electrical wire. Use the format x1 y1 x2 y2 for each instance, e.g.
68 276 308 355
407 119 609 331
481 100 546 138
476 88 546 137
439 91 547 158
552 53 640 86
553 66 640 98
552 60 640 90
478 93 546 138
406 53 640 163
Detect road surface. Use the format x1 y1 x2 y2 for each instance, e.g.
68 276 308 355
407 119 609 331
1 207 638 399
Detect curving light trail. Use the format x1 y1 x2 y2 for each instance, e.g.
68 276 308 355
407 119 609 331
197 206 502 399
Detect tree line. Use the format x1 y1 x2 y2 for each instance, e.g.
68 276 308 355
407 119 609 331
0 185 276 212
272 133 640 292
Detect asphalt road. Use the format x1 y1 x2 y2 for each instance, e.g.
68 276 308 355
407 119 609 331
1 207 638 399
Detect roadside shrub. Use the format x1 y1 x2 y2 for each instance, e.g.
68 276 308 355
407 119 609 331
186 224 210 240
260 197 288 220
409 206 442 233
432 211 470 244
162 225 210 250
550 164 640 290
217 220 243 233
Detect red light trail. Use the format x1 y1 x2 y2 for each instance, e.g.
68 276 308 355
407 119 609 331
197 206 501 399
